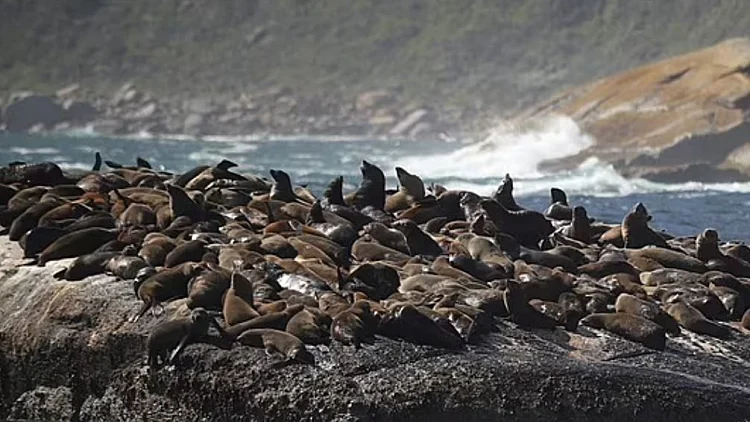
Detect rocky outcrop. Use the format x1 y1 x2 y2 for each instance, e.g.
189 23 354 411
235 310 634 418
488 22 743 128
523 38 750 183
4 95 68 133
1 237 750 421
0 85 455 139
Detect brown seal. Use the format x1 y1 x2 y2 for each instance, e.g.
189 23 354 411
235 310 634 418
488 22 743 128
361 222 410 254
696 229 750 277
626 247 707 273
286 307 331 345
351 237 410 263
503 279 558 330
581 313 666 350
147 307 230 369
8 198 64 241
164 239 208 268
236 328 315 365
385 167 425 213
614 293 680 334
131 262 204 322
391 219 443 257
53 251 120 281
562 206 592 243
543 187 572 221
621 203 668 249
379 303 464 349
223 271 261 326
666 301 731 339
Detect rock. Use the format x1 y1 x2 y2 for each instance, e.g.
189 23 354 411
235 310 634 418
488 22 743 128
368 114 397 127
10 386 75 422
90 119 127 135
409 122 433 137
184 98 214 115
183 113 205 134
4 95 67 132
523 38 750 183
355 90 393 111
64 100 99 124
1 236 750 421
129 102 158 120
55 84 81 98
112 83 138 105
389 108 429 136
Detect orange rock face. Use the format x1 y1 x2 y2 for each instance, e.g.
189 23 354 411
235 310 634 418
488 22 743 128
522 38 750 182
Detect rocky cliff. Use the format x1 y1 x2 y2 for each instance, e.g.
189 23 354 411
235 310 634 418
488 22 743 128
524 38 750 183
2 235 750 421
3 1 750 138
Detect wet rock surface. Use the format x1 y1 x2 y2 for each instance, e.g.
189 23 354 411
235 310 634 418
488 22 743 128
2 237 750 421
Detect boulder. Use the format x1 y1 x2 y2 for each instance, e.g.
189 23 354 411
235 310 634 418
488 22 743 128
1 237 750 421
55 84 81 99
129 102 158 120
183 113 205 134
4 95 67 132
522 38 750 182
64 100 99 124
355 89 393 111
389 108 430 136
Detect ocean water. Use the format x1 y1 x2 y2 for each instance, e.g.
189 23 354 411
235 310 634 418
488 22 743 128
1 115 750 241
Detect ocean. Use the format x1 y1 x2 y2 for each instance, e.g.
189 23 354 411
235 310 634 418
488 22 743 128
2 115 750 241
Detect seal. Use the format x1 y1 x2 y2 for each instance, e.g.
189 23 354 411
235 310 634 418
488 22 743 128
562 206 592 243
331 305 374 348
164 239 208 268
36 227 119 266
147 307 230 369
53 250 120 281
614 293 680 334
666 301 731 338
361 222 410 255
351 237 410 263
223 271 261 326
622 204 668 249
105 252 150 280
503 279 558 329
625 247 707 273
138 235 177 267
349 160 386 211
380 303 464 349
186 265 231 310
286 307 331 345
544 187 573 221
385 167 425 213
742 308 750 331
479 199 554 248
491 173 523 211
391 219 443 257
581 313 666 350
8 198 64 241
236 328 315 365
131 262 204 322
695 229 750 277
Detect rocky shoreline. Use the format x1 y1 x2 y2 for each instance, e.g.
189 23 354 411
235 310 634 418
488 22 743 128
0 83 479 140
2 237 750 421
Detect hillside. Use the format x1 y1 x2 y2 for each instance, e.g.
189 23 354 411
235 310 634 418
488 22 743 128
2 0 750 121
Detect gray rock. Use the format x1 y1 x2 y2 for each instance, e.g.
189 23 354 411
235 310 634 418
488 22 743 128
389 108 429 136
183 113 205 132
4 95 67 132
355 89 393 111
184 98 215 115
56 83 81 98
10 386 75 422
1 237 750 421
129 102 158 120
64 100 99 124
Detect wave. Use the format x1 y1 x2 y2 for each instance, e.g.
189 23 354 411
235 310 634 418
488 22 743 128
393 115 750 198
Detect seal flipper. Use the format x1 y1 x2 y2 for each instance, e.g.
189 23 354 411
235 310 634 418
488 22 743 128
92 152 102 171
216 159 238 171
105 160 123 169
53 268 67 279
169 334 192 364
136 157 152 169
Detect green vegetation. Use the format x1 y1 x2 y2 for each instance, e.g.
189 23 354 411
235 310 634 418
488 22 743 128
1 0 750 113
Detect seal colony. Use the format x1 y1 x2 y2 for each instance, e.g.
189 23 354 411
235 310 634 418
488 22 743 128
1 157 750 369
